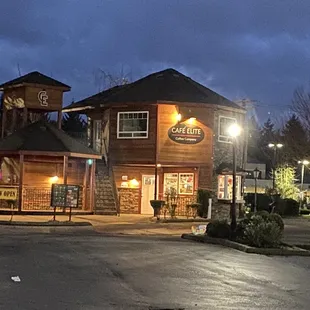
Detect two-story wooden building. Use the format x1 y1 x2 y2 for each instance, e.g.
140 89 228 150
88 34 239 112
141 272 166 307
64 68 246 215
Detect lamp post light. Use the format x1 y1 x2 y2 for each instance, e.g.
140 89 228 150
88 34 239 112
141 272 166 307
298 160 309 208
227 123 242 232
268 143 283 189
253 167 260 213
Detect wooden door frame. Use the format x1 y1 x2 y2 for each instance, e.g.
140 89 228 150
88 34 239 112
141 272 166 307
141 174 159 214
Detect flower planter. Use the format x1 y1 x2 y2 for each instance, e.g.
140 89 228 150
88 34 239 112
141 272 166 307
150 200 165 220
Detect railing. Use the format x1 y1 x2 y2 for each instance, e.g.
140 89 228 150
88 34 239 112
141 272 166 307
159 194 197 217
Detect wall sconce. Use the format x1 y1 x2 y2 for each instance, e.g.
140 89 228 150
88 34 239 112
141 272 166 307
176 113 182 122
187 117 196 125
87 159 93 165
49 176 59 183
129 178 139 188
156 164 162 168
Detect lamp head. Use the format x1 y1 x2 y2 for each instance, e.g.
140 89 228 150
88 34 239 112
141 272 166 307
227 123 241 138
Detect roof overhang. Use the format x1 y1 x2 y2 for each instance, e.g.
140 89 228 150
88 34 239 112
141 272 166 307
62 106 95 113
0 150 102 159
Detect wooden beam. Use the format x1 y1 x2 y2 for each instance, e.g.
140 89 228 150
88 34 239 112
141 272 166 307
89 160 96 212
63 156 68 184
83 160 89 210
1 104 6 138
57 110 62 129
22 107 28 127
18 154 24 212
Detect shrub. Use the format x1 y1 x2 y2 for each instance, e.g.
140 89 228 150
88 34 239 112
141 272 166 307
206 220 231 239
236 218 250 239
243 215 282 248
255 210 270 220
268 213 284 231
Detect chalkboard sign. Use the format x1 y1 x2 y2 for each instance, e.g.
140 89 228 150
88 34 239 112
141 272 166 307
51 184 80 208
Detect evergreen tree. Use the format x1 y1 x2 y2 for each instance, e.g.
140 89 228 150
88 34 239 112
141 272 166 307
281 114 309 164
62 111 86 138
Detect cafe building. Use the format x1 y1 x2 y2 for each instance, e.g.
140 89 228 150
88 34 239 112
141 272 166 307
64 68 247 215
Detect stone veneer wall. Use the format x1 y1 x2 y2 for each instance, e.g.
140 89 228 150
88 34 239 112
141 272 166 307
118 188 140 214
211 201 241 220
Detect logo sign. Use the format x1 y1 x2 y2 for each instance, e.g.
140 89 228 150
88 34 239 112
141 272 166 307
38 90 48 107
0 188 17 200
168 123 204 144
191 225 207 235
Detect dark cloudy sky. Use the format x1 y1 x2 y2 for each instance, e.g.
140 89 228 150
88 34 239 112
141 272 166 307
1 0 310 121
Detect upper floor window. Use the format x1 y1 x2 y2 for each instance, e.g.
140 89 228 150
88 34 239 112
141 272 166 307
117 111 149 139
218 116 236 143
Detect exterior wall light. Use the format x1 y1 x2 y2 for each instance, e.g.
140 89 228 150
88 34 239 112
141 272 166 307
50 176 59 183
187 117 196 125
129 178 139 188
87 159 93 165
176 113 182 122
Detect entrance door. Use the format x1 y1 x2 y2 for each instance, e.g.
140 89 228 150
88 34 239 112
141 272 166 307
141 175 157 214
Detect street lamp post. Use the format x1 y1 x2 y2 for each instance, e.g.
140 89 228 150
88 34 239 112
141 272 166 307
253 167 260 213
268 143 283 189
298 160 309 208
228 123 241 232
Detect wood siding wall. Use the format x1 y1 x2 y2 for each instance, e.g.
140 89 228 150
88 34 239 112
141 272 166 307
109 105 157 164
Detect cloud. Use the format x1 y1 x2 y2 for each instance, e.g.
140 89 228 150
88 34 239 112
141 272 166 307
0 0 310 121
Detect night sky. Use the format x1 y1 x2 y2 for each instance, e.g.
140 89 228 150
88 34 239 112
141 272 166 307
1 0 310 122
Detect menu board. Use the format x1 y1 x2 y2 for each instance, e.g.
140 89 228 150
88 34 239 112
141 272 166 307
51 184 80 208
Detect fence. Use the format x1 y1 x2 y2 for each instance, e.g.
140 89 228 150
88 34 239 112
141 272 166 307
160 194 197 216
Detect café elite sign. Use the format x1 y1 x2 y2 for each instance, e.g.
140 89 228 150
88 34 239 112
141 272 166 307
168 123 204 144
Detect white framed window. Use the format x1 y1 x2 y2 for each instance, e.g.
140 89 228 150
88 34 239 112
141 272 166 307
117 111 149 139
163 173 194 195
218 116 236 143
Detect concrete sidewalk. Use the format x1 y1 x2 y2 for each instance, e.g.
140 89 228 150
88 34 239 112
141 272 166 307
0 214 205 236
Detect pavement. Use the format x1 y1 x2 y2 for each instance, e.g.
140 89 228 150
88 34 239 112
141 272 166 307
0 214 201 236
0 233 310 309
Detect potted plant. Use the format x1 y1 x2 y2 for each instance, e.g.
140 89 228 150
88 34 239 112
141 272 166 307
150 200 165 220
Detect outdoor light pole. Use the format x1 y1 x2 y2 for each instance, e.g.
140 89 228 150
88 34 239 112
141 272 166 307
228 123 241 232
268 143 283 189
253 167 260 213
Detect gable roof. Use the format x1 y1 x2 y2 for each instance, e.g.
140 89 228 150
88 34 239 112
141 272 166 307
63 68 243 112
0 121 100 158
0 71 71 91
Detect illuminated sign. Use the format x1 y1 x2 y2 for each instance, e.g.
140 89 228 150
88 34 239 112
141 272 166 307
168 123 204 144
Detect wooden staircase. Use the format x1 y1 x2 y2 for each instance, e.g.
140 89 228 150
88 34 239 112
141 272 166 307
94 161 118 215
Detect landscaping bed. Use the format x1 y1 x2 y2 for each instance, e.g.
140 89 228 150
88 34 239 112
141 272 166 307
181 233 310 256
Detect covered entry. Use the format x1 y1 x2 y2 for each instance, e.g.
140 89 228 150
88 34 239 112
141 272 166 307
0 121 101 213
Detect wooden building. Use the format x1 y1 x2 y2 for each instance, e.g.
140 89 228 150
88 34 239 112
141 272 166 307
64 68 247 215
0 72 101 213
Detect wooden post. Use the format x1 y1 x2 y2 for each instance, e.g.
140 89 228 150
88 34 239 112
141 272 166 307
1 105 6 138
22 107 28 127
63 156 68 184
57 110 62 129
18 154 24 213
89 159 96 212
83 160 89 210
63 156 68 213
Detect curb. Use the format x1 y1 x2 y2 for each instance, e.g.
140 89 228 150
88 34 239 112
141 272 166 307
181 233 310 256
0 220 92 227
152 219 209 223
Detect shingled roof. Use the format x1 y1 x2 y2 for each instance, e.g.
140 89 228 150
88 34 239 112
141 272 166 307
63 68 242 112
0 71 71 91
0 121 101 158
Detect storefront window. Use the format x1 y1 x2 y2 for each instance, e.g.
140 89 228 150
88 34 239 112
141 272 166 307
164 173 178 194
178 173 194 195
217 175 242 200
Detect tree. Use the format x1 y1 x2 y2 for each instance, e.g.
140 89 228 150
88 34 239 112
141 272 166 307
275 166 299 200
62 111 86 139
291 86 310 133
281 114 309 164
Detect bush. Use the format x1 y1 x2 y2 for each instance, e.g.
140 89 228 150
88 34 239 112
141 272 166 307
268 213 284 231
255 210 270 220
243 215 282 248
197 189 212 218
206 220 231 239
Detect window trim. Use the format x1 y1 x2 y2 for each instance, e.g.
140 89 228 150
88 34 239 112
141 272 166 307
218 115 237 143
117 111 149 139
